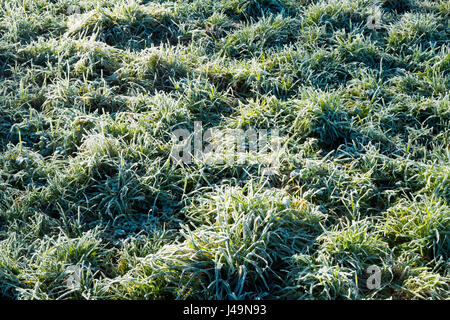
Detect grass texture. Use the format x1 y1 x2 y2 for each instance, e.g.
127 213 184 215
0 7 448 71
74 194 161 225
0 0 449 299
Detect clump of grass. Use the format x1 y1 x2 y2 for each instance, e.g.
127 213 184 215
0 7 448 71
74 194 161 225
317 219 390 269
387 12 446 50
219 14 300 57
381 195 449 260
106 183 326 299
280 253 361 299
66 2 179 49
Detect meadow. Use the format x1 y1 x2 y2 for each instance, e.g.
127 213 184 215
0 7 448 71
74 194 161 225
0 0 449 299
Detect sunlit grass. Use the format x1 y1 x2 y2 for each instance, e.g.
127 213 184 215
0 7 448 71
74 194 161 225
0 0 448 300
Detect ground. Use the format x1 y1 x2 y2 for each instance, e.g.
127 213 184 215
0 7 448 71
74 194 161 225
0 0 449 299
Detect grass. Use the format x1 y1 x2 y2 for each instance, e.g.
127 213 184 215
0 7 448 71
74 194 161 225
0 0 449 300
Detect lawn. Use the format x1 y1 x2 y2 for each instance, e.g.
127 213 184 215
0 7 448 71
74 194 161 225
0 0 448 299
